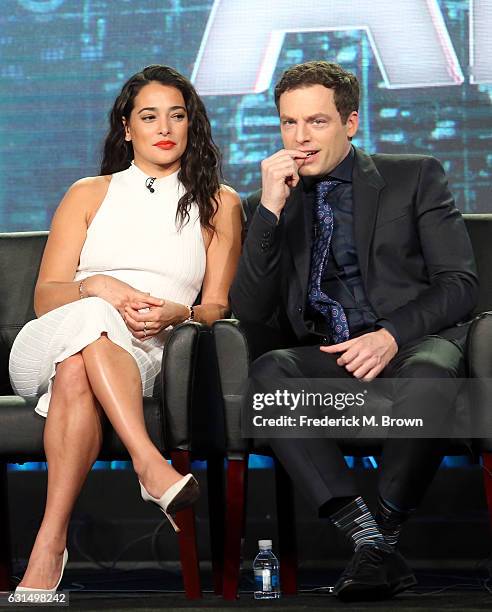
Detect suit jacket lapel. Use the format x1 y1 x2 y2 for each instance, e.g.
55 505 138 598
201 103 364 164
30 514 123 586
285 184 312 300
352 148 385 286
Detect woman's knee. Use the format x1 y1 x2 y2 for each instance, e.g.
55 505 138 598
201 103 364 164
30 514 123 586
53 353 92 397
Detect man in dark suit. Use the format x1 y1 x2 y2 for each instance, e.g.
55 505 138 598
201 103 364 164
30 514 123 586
230 61 478 601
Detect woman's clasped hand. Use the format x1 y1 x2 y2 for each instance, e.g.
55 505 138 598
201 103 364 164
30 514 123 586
124 300 190 339
80 274 187 338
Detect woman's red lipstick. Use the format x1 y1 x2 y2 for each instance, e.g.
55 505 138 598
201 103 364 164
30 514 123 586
154 140 176 150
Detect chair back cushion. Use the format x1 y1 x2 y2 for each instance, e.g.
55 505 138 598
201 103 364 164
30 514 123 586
0 232 48 394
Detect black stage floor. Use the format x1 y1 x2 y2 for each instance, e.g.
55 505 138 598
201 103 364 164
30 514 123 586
5 565 491 611
6 467 492 609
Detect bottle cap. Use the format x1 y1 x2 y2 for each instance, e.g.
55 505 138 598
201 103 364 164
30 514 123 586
258 539 272 549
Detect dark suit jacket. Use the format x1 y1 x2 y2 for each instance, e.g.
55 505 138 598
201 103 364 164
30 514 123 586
230 147 479 347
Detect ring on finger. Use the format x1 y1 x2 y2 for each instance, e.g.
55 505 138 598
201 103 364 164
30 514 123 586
143 321 148 337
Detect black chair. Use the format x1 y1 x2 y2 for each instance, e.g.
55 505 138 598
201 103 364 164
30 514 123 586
163 323 227 595
0 231 224 598
212 213 492 600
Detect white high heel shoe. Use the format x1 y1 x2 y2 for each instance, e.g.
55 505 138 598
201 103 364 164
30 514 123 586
15 548 68 594
140 473 200 533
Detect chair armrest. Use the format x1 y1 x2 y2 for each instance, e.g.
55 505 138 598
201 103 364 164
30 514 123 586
212 319 251 388
465 312 492 451
162 320 227 456
212 319 294 456
212 319 251 456
161 321 204 450
467 312 492 377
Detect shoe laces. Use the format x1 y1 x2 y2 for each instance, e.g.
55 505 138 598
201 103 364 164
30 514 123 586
342 544 386 577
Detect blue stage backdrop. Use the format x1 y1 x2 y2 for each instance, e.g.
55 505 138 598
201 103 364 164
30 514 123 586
1 0 492 232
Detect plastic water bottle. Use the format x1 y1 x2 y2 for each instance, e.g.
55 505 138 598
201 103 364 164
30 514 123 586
253 539 281 599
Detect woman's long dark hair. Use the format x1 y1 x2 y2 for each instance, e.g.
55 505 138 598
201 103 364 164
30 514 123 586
100 65 221 232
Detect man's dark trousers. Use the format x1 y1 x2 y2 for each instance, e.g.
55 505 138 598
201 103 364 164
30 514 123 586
247 330 466 514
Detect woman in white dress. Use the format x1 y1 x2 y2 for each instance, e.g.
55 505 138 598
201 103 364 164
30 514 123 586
9 64 242 592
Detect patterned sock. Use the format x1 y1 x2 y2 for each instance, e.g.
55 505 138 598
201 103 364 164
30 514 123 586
330 496 386 551
375 495 412 549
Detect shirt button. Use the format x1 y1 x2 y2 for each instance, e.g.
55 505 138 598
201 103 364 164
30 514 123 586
297 306 303 313
261 240 268 250
263 230 271 239
321 336 329 344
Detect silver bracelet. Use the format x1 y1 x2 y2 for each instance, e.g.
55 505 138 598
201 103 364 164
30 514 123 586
184 305 195 322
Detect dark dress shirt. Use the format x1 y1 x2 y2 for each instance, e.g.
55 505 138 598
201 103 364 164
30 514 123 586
258 147 398 344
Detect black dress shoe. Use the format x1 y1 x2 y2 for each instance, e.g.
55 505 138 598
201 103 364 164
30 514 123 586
386 548 417 595
333 543 416 602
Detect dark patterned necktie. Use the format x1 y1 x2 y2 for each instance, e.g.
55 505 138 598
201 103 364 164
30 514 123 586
307 179 350 343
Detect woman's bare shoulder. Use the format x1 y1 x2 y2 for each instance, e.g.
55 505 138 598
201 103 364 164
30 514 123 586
213 184 241 216
218 184 241 204
57 175 112 223
210 185 243 236
66 175 111 199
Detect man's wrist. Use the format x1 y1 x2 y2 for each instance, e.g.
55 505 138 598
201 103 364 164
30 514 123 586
377 326 397 347
375 319 399 347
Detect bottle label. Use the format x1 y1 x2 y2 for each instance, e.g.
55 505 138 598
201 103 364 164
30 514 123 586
254 569 279 591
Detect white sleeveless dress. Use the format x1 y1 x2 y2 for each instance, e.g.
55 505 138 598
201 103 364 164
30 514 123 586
8 163 206 418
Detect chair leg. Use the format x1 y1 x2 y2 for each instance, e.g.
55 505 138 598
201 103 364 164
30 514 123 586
170 451 202 599
207 456 225 595
274 458 298 595
482 452 492 532
223 457 247 600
